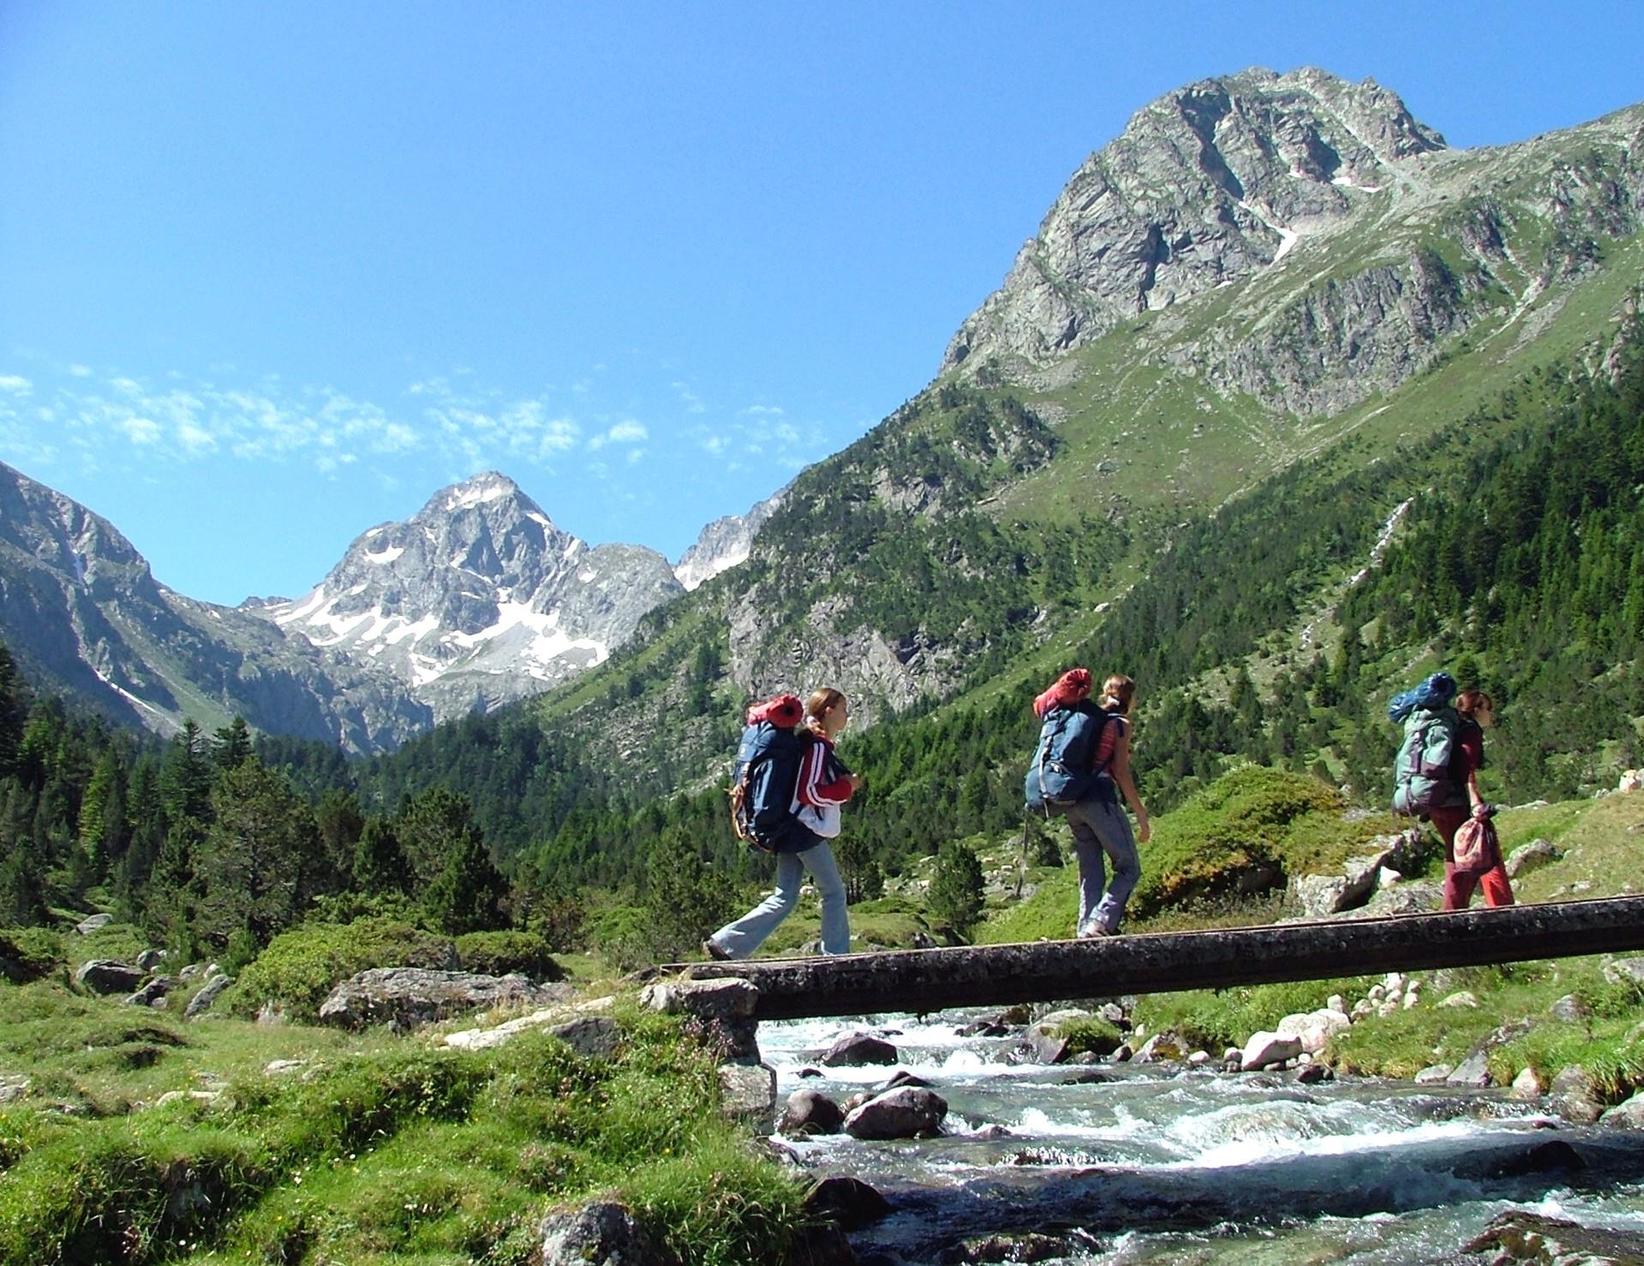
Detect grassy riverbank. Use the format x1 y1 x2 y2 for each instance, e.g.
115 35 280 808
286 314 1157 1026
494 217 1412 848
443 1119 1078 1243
0 984 805 1266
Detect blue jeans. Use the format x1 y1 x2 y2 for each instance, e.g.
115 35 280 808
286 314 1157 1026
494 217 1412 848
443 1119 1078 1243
1066 795 1140 935
708 842 850 957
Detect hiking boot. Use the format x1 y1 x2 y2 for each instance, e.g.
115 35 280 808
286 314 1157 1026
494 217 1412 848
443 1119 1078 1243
1077 925 1113 940
702 938 734 962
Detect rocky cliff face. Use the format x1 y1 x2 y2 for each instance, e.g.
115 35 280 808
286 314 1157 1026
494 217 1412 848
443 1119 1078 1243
944 68 1448 372
0 461 430 750
943 68 1644 420
673 491 785 592
256 472 684 720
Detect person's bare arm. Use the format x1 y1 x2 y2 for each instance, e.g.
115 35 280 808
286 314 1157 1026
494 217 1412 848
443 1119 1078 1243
1111 728 1151 842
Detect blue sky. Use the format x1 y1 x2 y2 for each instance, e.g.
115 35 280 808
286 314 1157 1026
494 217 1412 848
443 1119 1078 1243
2 3 1640 605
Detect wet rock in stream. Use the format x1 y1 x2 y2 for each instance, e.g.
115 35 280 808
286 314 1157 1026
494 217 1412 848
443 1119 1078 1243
1464 1209 1644 1263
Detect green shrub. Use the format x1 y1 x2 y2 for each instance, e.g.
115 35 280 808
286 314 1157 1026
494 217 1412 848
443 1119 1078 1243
1132 765 1359 916
0 928 64 984
455 930 564 981
1057 1016 1124 1057
226 917 457 1023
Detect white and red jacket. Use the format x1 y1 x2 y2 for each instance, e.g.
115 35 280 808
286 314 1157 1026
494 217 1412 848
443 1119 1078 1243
795 729 854 839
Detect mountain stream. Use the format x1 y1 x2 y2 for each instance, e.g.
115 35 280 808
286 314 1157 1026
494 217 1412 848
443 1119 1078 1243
758 1011 1644 1265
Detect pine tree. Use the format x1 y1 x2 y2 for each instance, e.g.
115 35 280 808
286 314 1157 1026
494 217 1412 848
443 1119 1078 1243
196 760 324 948
397 787 483 886
636 833 732 962
160 721 213 825
211 717 255 771
422 828 509 936
353 816 408 896
927 840 985 937
0 642 28 778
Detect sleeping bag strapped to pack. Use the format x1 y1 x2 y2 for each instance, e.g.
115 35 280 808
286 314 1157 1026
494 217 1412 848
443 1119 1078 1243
1387 671 1457 724
1024 701 1114 814
1392 703 1460 816
728 694 813 853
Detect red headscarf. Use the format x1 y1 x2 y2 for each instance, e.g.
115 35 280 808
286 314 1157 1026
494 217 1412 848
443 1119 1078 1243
747 693 804 729
1033 668 1092 719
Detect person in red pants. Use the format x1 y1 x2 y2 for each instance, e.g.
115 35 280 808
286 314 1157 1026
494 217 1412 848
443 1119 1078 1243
1428 690 1514 909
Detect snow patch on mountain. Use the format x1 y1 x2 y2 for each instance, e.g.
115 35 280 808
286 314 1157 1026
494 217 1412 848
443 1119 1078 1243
674 490 785 591
252 471 677 720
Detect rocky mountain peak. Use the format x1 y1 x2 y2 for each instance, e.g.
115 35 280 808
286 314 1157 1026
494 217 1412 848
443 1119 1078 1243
673 490 785 591
422 470 542 521
254 472 682 720
942 67 1447 372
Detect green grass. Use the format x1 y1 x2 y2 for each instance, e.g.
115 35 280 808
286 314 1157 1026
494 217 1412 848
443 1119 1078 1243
0 994 809 1266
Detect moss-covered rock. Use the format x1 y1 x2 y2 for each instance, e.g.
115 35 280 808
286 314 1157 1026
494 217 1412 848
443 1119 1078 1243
226 917 459 1023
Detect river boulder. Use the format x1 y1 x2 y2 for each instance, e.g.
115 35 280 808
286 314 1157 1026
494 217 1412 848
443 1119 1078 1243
822 1031 899 1067
718 1062 777 1125
1446 1050 1492 1087
844 1086 948 1140
1467 1210 1644 1263
318 968 560 1031
780 1088 846 1136
802 1175 891 1229
641 978 759 1061
1276 1006 1351 1055
1600 1090 1644 1128
1504 837 1560 879
539 1199 675 1266
123 976 172 1008
1239 1032 1302 1071
1602 957 1644 990
184 973 234 1019
1549 1065 1606 1123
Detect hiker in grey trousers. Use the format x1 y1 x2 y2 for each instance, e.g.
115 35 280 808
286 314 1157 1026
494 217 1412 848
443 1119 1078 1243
1073 674 1151 937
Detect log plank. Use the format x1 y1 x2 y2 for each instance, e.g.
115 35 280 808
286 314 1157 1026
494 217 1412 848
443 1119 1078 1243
665 897 1644 1020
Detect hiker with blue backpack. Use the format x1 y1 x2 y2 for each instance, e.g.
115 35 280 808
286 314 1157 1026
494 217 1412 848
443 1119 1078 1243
1024 668 1151 938
1390 674 1513 909
705 688 862 960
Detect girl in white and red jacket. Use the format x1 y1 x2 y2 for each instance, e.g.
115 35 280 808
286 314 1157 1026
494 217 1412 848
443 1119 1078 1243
705 688 862 959
796 688 857 839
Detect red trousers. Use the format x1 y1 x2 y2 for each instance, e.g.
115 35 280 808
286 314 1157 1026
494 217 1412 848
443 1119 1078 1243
1429 805 1515 910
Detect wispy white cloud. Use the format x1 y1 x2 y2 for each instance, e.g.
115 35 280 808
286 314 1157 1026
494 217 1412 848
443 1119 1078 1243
1 366 603 480
118 415 162 445
586 418 648 452
672 381 706 414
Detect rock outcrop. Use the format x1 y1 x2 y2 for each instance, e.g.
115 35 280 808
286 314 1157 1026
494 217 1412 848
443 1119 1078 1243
944 69 1448 373
317 968 567 1031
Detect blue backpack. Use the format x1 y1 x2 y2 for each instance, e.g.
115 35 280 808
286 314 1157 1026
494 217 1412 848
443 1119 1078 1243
1392 704 1461 817
729 718 814 853
1023 702 1116 815
1387 671 1457 724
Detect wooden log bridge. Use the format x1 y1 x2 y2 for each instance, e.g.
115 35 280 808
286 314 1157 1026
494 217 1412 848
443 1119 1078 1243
670 896 1644 1021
